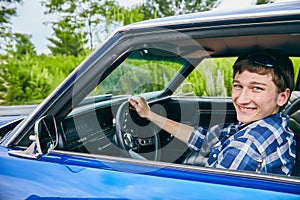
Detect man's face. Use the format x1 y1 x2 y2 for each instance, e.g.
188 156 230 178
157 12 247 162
232 70 289 124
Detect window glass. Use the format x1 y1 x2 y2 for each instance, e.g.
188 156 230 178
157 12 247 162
176 57 300 98
174 57 236 97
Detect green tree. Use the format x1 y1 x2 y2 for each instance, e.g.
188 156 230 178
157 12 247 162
0 54 86 105
138 0 217 20
42 0 219 53
256 0 273 5
0 0 22 54
48 18 87 56
42 0 120 52
13 33 36 57
0 0 22 34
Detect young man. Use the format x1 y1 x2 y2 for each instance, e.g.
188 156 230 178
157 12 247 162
129 49 296 175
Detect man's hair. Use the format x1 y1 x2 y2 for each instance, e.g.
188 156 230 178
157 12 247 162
233 49 294 93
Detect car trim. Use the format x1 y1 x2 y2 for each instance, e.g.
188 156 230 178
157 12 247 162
50 149 300 186
120 8 300 32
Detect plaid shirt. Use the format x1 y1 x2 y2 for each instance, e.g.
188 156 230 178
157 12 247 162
188 113 296 175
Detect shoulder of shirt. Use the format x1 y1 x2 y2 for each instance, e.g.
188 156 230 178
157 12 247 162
235 112 288 141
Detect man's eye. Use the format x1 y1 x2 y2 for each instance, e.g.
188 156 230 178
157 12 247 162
253 86 264 91
233 84 242 89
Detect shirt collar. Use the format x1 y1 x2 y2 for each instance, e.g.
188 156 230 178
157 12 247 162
236 112 283 131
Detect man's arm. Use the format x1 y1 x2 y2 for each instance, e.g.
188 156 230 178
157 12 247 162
128 97 194 144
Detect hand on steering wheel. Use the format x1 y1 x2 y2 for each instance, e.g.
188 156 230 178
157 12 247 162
115 100 161 161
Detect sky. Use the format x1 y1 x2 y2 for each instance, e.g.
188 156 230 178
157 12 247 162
10 0 144 54
10 0 288 55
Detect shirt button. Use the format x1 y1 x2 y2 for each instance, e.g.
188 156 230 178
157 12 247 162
213 154 217 158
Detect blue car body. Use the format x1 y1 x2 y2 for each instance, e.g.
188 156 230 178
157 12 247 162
1 146 300 199
1 2 300 199
0 105 36 126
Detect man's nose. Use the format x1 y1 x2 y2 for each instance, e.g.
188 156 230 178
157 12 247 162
237 88 251 104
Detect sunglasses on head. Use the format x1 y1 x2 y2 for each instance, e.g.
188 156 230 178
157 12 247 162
247 52 278 68
246 51 289 88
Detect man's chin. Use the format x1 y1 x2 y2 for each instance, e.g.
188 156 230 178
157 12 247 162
237 114 256 124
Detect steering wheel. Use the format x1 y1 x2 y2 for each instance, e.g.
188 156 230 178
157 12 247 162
115 101 161 161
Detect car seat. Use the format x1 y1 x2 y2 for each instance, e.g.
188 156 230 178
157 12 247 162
283 91 300 176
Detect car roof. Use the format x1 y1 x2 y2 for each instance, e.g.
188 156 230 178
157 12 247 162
115 1 300 58
126 1 300 29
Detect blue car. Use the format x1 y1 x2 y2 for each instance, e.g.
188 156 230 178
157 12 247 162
1 2 300 199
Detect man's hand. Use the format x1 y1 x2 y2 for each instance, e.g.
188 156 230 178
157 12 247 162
128 97 151 120
129 96 193 144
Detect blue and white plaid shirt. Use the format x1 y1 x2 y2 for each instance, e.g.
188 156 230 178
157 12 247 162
188 113 296 175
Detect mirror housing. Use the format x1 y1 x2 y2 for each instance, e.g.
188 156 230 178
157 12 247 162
8 115 58 159
176 82 195 96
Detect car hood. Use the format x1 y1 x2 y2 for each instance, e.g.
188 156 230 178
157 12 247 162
0 105 38 126
0 116 26 126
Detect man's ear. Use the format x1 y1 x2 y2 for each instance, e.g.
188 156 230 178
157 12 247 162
277 88 291 107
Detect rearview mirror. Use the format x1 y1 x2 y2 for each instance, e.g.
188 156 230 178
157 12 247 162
35 115 58 154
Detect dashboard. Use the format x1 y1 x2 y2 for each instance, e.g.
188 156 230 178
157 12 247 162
61 104 120 156
58 96 237 163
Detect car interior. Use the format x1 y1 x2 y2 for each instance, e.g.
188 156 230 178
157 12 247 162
52 33 300 175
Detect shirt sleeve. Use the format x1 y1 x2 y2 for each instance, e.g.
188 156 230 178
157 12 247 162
188 126 207 151
188 124 224 152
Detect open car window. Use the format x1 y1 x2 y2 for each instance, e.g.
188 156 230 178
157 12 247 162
174 57 236 97
62 47 191 157
86 49 185 99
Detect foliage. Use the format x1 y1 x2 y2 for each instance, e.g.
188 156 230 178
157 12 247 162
0 54 87 105
184 58 235 97
42 0 120 52
256 0 273 5
0 0 22 30
13 33 36 57
138 0 217 19
0 0 22 52
97 58 181 95
291 57 300 90
42 0 218 53
48 18 87 56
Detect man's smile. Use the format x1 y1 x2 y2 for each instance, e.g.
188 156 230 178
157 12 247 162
238 105 256 111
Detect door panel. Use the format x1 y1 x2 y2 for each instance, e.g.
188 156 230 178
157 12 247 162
1 151 299 199
150 96 237 127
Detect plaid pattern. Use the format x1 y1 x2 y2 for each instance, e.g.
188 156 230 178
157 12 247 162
188 113 296 175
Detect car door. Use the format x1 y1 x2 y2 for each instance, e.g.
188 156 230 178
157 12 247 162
3 148 299 199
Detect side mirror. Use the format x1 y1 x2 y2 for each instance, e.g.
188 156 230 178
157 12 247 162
35 115 58 154
176 82 195 96
8 115 58 159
